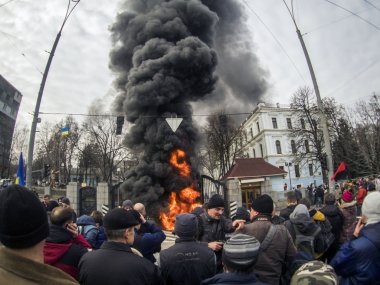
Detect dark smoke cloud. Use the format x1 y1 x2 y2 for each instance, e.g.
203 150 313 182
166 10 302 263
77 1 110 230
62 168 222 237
110 0 218 214
110 0 268 215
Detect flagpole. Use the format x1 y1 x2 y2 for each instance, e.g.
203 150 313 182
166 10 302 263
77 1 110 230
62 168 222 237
25 0 81 189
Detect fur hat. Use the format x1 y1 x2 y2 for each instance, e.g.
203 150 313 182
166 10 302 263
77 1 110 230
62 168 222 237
251 194 273 215
362 192 380 225
0 185 49 249
174 213 198 238
222 234 260 271
207 194 225 209
103 208 139 230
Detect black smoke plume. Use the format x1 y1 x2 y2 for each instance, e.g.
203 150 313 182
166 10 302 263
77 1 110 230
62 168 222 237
109 0 268 216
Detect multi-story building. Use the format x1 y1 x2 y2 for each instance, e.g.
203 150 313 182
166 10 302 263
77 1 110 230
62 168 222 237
238 102 323 195
0 75 22 178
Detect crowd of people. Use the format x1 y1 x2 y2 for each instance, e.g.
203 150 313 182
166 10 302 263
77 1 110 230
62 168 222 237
0 180 379 285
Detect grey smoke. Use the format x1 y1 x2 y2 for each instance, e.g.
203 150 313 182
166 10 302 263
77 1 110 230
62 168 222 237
110 0 268 216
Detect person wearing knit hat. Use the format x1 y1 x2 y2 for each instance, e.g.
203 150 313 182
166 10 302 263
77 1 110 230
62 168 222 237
331 191 380 284
0 185 78 284
339 189 357 243
201 234 267 285
236 194 297 285
291 260 338 285
197 194 243 273
159 214 216 285
79 208 163 285
122 199 133 210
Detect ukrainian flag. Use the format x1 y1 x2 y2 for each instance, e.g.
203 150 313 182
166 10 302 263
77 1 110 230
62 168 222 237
15 152 25 186
60 127 70 136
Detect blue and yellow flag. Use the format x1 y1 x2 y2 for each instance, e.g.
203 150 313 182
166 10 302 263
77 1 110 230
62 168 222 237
60 127 70 136
15 152 25 186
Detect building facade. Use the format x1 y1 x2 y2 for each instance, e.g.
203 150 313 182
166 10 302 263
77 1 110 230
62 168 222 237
0 75 22 178
238 102 323 198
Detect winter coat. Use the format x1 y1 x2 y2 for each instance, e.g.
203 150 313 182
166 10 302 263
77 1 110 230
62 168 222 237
93 226 106 249
159 237 216 285
330 222 380 285
356 187 367 205
201 272 269 285
76 215 98 248
0 247 78 285
198 213 236 272
133 222 166 263
239 215 297 285
44 225 90 280
340 201 357 243
320 204 344 261
279 204 297 221
79 241 164 285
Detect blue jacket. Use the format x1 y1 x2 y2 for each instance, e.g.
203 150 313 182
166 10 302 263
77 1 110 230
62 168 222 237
201 272 269 285
77 215 98 249
330 222 380 285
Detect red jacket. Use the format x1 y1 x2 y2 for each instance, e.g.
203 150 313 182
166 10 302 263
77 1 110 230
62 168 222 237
44 225 90 280
356 188 367 205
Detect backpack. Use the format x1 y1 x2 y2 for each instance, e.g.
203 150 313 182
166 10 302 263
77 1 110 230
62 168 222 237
314 218 335 257
292 223 321 257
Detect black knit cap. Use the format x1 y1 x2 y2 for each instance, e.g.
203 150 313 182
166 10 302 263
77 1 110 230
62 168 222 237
0 185 49 249
251 194 274 215
222 234 260 270
103 208 140 230
207 194 225 209
174 213 198 238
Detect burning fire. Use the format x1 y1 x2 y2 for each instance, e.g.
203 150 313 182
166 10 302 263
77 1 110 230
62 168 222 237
160 149 201 230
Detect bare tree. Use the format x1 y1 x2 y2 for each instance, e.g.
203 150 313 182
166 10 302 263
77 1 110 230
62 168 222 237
7 124 29 179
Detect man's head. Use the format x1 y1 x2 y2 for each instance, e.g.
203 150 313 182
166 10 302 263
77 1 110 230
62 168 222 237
174 213 198 239
222 234 260 273
50 207 73 227
122 199 133 210
91 210 104 226
103 208 139 244
0 185 49 249
207 194 225 219
61 197 71 208
299 198 311 210
290 260 338 285
362 191 380 225
43 194 50 204
133 202 146 217
324 193 336 205
367 182 376 192
290 204 310 220
250 194 274 219
286 191 297 204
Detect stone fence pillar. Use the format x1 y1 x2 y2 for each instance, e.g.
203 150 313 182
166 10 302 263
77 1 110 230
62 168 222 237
97 182 109 211
66 182 80 215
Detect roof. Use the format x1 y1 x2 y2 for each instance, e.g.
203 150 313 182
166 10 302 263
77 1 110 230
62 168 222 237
222 158 287 180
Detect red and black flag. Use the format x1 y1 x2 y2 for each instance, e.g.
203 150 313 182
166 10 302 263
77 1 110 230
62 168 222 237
331 162 347 181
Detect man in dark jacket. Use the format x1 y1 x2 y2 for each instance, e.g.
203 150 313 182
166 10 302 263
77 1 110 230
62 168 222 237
79 208 163 285
44 207 91 280
237 194 297 285
197 194 241 272
280 191 298 221
201 234 268 285
330 192 380 285
159 213 216 285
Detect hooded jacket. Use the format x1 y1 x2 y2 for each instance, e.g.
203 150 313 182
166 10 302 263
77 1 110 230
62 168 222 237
201 272 269 285
330 222 380 285
44 225 90 280
76 215 98 248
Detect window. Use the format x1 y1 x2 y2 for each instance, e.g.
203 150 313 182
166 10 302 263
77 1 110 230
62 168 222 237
301 118 305 129
291 140 296 154
257 122 260 133
252 148 256 158
305 140 310 153
309 164 313 176
250 128 253 139
260 144 264 157
275 140 282 154
272 118 278 129
295 164 300 177
287 118 292 129
244 131 248 142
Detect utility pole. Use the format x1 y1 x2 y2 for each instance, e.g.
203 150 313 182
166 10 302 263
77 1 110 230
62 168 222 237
283 1 334 191
26 0 81 189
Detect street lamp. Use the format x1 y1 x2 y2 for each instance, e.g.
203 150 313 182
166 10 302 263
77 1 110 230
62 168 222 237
26 0 81 189
285 162 292 190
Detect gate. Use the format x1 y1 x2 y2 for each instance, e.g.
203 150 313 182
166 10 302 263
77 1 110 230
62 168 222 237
200 175 229 216
79 186 96 216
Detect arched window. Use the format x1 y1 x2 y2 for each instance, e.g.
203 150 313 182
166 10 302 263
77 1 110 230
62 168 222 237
291 140 296 154
305 140 310 153
276 140 282 154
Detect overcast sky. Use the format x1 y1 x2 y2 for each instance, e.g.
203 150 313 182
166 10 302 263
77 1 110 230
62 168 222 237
1 0 379 128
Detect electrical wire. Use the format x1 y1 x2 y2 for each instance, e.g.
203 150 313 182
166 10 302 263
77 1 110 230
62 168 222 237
241 0 307 83
0 0 17 8
363 0 380 12
323 0 380 31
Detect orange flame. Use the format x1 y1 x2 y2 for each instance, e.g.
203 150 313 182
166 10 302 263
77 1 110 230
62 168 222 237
160 149 201 230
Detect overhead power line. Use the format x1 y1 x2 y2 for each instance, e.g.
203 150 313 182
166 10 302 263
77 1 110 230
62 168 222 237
363 0 380 12
323 0 380 31
0 0 17 8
